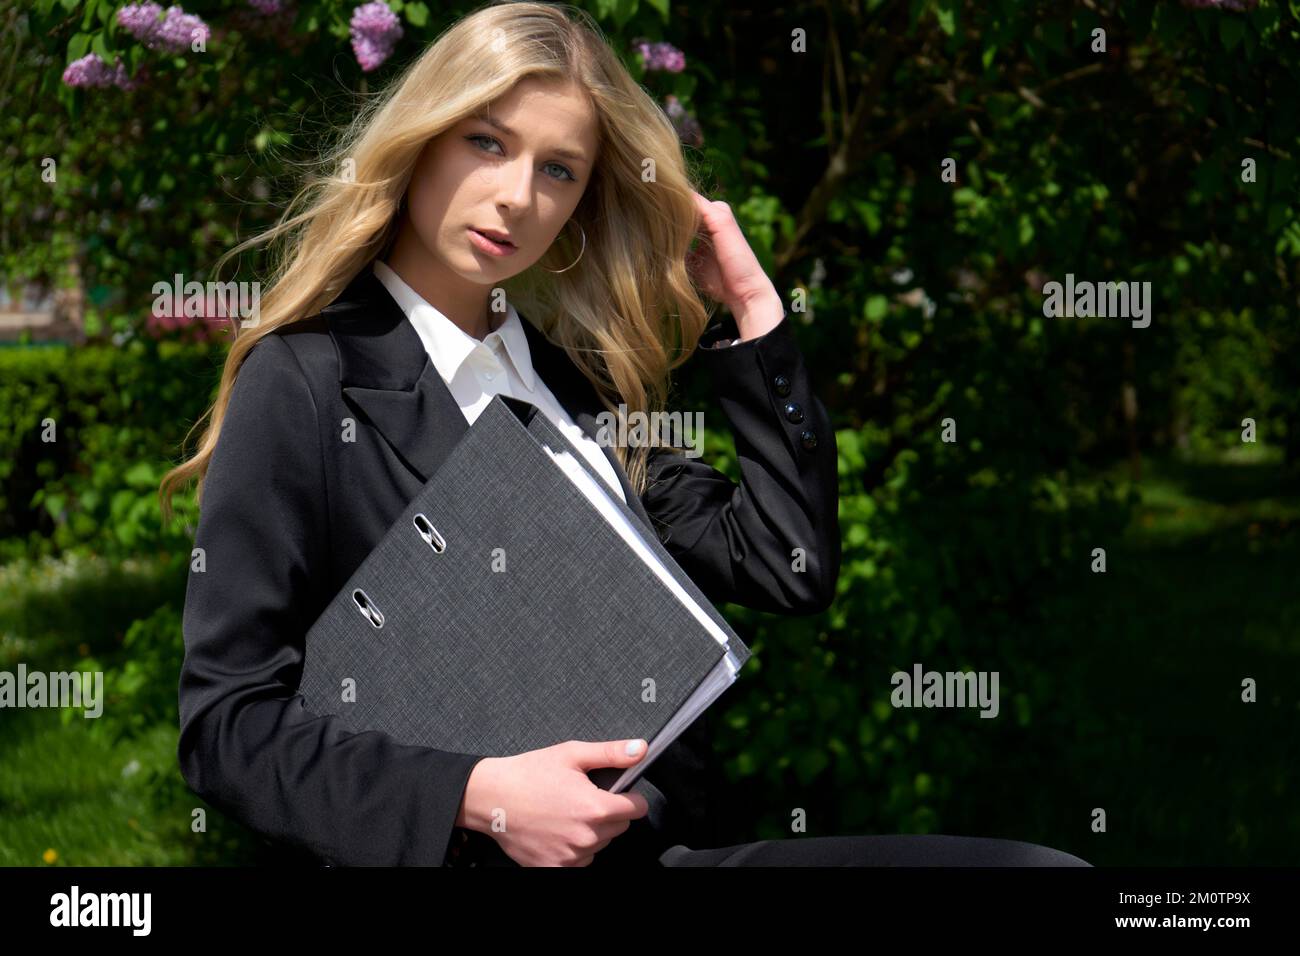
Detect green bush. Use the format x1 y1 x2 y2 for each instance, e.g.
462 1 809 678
0 339 215 564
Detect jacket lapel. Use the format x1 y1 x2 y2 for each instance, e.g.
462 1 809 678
324 265 656 531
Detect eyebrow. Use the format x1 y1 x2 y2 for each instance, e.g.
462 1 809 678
473 113 592 165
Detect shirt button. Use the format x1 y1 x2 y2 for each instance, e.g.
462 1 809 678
800 429 817 450
783 401 804 423
484 371 495 380
772 374 792 396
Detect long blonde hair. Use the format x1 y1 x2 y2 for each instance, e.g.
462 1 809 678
160 0 712 523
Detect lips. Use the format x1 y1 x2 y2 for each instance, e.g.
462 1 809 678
472 227 514 247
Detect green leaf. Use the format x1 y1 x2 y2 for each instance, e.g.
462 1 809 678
67 33 90 63
1018 213 1035 247
1219 17 1246 52
852 199 881 235
935 3 956 36
611 0 638 30
123 461 156 489
404 2 429 28
91 32 113 63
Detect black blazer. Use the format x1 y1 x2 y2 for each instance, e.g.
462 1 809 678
177 263 840 867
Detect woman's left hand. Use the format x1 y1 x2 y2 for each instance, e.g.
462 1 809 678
685 190 785 340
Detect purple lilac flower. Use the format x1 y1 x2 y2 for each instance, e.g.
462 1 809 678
155 6 211 51
247 0 285 13
117 2 164 41
350 1 403 72
117 3 211 53
633 38 686 73
62 52 138 89
663 95 703 147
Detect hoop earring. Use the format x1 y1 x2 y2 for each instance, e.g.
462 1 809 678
541 220 587 274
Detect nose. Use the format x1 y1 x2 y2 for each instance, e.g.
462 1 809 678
493 155 535 218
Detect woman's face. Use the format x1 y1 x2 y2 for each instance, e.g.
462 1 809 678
403 76 600 284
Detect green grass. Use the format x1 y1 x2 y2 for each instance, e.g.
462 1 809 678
0 707 187 866
0 702 275 866
0 551 268 866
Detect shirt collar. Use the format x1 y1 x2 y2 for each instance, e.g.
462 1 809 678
372 259 536 393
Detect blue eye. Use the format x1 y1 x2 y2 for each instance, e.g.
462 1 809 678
544 162 577 182
465 134 576 182
467 134 502 155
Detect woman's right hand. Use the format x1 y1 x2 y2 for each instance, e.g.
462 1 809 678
458 739 651 866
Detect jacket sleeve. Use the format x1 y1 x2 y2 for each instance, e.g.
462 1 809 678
177 332 485 866
640 312 841 615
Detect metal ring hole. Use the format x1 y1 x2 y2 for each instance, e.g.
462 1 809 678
413 513 446 553
351 588 384 629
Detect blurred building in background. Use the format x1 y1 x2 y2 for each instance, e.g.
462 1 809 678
0 263 86 345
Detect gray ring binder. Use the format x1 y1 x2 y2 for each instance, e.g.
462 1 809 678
300 393 752 794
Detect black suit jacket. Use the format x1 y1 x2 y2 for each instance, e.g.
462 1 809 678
177 263 840 867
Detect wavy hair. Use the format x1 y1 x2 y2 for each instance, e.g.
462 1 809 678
160 0 713 523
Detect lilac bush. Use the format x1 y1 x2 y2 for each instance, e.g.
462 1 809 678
349 1 403 72
633 38 686 73
117 3 211 54
61 52 136 90
663 94 703 147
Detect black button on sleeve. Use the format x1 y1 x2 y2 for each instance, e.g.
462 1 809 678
657 309 840 613
783 401 804 423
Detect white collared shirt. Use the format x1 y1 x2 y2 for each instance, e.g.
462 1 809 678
372 260 628 505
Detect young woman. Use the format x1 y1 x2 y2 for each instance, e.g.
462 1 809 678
161 1 1088 868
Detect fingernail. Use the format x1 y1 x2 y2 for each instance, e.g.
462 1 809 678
625 740 644 756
